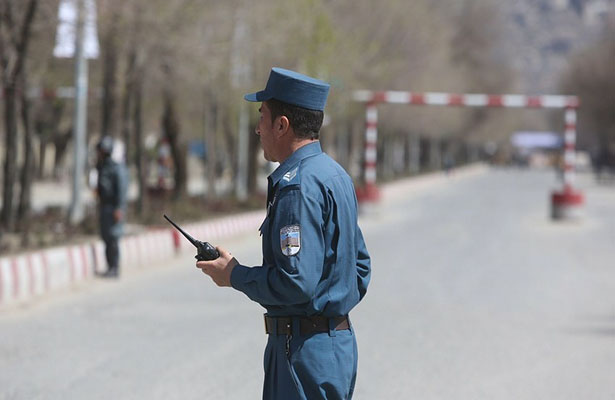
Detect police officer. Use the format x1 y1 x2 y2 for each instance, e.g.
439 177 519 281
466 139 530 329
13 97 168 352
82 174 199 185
196 68 371 399
95 136 128 278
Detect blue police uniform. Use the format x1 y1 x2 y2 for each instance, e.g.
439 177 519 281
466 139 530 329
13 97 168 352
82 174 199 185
231 141 371 399
96 144 128 276
232 67 371 399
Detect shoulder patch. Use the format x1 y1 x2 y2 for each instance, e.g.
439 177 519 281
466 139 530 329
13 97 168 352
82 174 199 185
280 224 301 256
282 167 298 182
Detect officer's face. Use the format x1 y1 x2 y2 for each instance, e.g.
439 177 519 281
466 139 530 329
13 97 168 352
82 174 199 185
256 102 277 162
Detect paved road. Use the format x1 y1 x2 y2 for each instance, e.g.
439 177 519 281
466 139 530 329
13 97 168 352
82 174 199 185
1 168 614 399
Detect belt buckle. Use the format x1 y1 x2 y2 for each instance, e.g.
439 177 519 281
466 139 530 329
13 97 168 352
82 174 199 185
263 314 268 334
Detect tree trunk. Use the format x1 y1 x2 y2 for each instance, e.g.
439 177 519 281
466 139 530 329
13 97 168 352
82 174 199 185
335 124 349 171
18 71 34 243
121 48 135 162
204 92 218 200
429 137 441 171
133 67 144 215
38 135 47 178
1 84 18 230
408 134 420 175
346 120 357 180
224 115 237 194
35 98 64 179
247 120 260 196
52 129 71 180
162 87 187 200
101 20 118 138
0 0 39 232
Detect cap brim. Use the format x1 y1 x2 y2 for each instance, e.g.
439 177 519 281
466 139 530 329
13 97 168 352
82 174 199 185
244 90 270 102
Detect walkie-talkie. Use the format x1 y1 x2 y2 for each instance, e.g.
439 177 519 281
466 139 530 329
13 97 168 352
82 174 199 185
164 214 220 261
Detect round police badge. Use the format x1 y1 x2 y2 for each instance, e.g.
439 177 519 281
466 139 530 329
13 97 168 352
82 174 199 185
280 225 301 256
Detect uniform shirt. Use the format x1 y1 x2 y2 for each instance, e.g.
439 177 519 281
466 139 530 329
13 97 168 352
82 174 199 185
231 142 371 317
97 157 128 210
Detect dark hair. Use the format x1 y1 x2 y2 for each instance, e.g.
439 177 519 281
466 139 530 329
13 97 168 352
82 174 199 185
265 98 324 140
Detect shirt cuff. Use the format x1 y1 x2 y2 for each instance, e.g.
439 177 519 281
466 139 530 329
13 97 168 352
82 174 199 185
230 264 251 292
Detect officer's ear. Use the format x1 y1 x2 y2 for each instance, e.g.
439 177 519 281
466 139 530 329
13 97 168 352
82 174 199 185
275 115 291 138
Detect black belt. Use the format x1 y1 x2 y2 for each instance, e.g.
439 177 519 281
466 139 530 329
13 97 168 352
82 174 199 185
264 315 350 336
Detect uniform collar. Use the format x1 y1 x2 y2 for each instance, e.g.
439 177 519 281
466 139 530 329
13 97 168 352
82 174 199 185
269 141 322 186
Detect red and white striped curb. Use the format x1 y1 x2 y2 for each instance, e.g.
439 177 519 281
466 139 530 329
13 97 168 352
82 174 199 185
119 229 176 270
0 210 265 308
0 243 97 306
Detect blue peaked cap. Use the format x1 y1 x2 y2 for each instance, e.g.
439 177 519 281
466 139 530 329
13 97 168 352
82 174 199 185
244 67 330 111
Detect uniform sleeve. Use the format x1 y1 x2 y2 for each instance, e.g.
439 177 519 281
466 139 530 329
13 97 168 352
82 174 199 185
230 187 325 306
113 165 128 210
355 225 371 301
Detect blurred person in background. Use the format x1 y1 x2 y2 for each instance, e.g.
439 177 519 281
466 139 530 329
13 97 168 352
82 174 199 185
95 136 128 278
156 137 173 190
196 68 371 400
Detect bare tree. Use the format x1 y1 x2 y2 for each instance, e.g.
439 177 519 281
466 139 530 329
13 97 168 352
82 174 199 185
203 87 219 200
34 96 65 179
560 18 615 165
161 65 187 200
100 9 119 138
132 59 145 211
0 0 39 232
17 63 34 241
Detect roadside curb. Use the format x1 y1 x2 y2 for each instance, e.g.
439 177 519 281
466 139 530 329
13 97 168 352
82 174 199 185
0 210 264 309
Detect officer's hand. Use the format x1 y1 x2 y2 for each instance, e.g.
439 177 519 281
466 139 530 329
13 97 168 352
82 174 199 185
196 247 237 287
113 209 123 222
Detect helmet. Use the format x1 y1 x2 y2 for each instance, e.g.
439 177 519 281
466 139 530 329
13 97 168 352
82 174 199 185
96 136 114 155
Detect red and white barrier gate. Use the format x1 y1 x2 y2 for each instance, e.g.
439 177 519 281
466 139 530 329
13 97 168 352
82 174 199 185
353 90 583 219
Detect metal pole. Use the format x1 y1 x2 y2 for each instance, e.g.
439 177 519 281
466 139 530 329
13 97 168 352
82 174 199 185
551 107 583 219
68 0 88 225
563 108 577 190
364 102 378 200
410 134 420 174
230 4 250 202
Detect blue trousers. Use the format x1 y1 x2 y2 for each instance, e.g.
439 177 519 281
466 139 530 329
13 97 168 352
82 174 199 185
263 321 358 400
99 205 123 272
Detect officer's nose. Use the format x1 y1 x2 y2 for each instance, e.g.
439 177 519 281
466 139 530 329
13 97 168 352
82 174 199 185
255 127 260 136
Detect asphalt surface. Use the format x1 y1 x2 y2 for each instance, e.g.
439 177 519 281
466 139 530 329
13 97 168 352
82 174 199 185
1 168 614 399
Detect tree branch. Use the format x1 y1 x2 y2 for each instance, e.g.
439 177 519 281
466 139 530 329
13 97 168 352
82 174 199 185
0 0 12 74
0 27 7 76
10 0 38 81
3 0 18 47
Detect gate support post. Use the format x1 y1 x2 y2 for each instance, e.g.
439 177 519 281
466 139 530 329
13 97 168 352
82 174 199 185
551 107 584 220
356 102 380 203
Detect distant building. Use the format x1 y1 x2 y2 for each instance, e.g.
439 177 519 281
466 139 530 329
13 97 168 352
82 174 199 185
510 131 563 167
511 131 563 150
